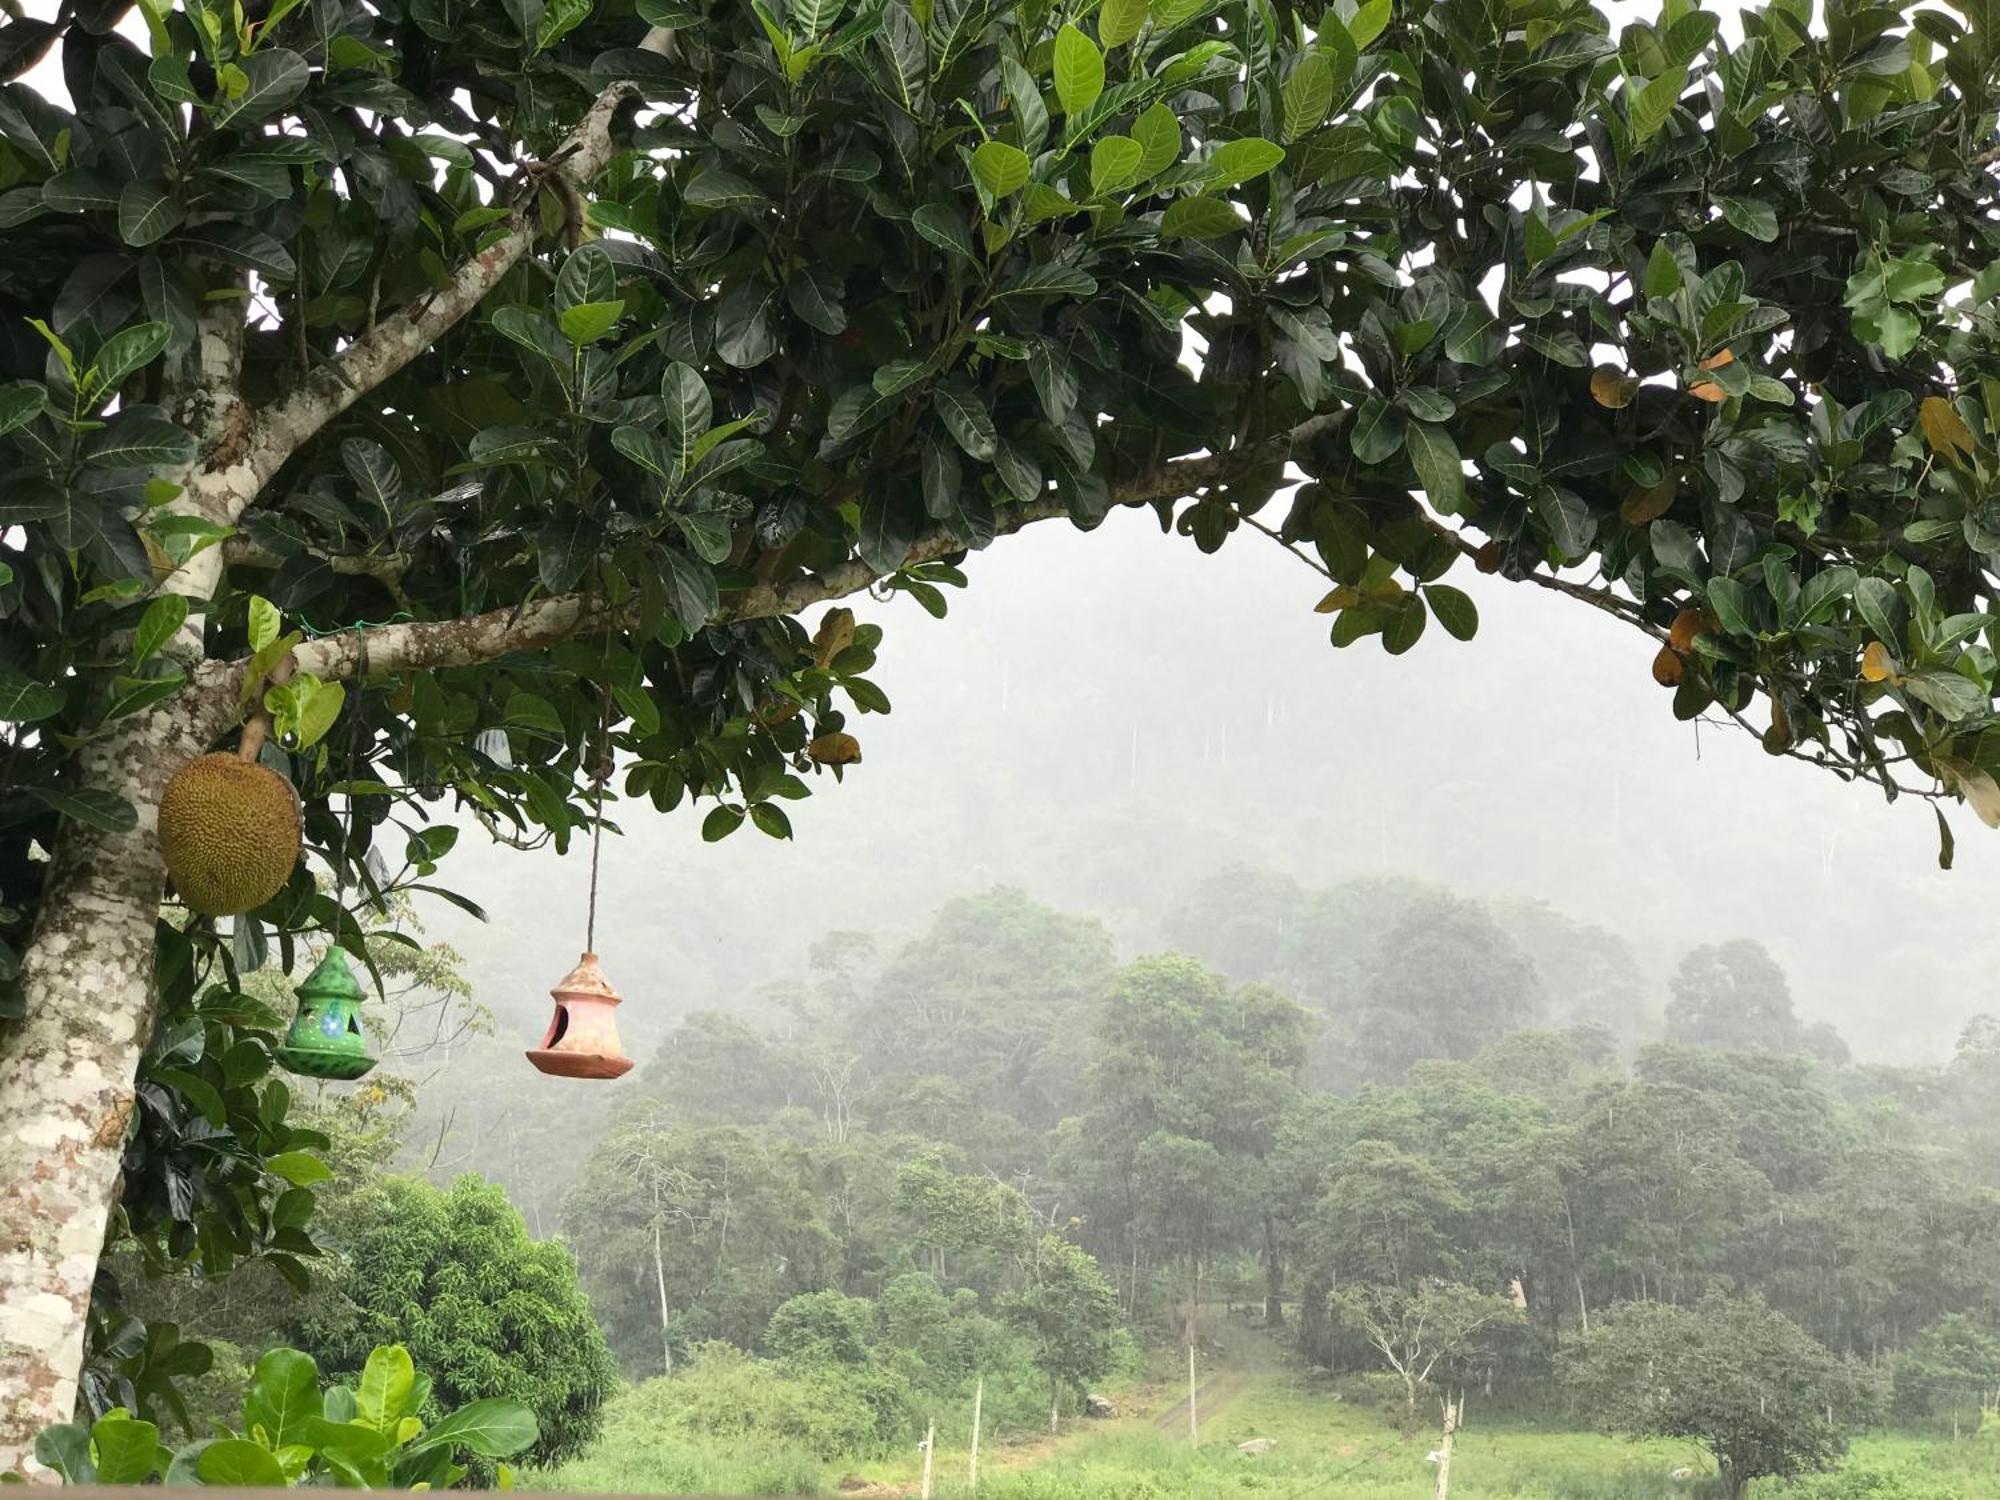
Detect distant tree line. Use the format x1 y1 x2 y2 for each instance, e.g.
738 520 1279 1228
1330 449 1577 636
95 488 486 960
554 878 2000 1477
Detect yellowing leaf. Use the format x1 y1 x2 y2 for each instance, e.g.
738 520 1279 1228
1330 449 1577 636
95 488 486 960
1621 480 1675 524
1687 380 1728 403
1860 640 1897 682
808 731 862 765
1698 347 1735 370
1920 394 1977 464
1315 586 1363 613
812 607 855 667
1940 757 2000 829
1669 607 1708 652
1651 645 1683 687
1590 365 1638 408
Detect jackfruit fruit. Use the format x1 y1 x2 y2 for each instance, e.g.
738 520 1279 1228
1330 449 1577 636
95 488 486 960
159 752 302 916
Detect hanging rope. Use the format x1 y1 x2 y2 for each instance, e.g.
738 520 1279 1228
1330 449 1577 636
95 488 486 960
584 675 614 955
335 627 367 912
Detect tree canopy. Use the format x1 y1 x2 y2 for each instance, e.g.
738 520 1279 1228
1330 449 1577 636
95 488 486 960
10 0 2000 1467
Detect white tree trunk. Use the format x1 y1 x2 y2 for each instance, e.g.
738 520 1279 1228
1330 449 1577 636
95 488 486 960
0 689 229 1476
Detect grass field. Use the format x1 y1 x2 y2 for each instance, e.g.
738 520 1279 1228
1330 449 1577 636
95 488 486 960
542 1326 1998 1499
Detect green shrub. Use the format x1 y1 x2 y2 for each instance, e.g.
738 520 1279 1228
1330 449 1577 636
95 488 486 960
302 1175 616 1466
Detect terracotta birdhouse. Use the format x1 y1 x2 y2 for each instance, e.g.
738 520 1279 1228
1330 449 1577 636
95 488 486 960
275 947 378 1081
526 951 634 1079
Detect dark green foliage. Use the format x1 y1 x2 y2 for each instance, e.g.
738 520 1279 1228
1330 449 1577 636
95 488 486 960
764 1291 878 1365
1560 1295 1874 1499
301 1177 615 1467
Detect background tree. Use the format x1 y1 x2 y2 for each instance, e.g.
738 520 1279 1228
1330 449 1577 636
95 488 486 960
1002 1234 1121 1432
1560 1294 1871 1500
300 1176 616 1467
1328 1280 1522 1432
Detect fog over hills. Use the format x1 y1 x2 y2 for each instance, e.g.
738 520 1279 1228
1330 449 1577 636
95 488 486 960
416 504 1993 1101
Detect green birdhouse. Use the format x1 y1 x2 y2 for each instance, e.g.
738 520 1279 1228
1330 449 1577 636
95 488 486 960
275 947 378 1081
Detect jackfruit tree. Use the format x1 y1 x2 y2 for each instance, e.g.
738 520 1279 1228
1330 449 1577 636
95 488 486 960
1 0 1998 1468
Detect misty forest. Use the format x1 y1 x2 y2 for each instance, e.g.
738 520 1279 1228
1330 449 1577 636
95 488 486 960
9 0 2000 1495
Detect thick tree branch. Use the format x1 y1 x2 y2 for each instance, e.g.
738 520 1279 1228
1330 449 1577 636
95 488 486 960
243 415 1350 689
213 59 655 521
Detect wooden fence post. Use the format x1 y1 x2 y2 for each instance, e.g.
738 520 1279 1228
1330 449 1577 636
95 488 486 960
968 1377 983 1489
1433 1394 1459 1500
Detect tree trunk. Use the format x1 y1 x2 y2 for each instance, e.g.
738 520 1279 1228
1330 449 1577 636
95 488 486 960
0 691 227 1476
1261 1214 1284 1327
653 1220 672 1378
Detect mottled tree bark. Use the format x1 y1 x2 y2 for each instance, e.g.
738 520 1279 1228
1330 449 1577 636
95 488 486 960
0 687 232 1476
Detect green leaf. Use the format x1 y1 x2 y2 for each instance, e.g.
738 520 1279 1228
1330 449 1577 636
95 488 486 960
1100 0 1148 46
173 225 296 280
117 181 184 248
1350 395 1406 464
89 1416 161 1485
1903 670 1987 722
1629 66 1686 143
292 678 345 750
715 283 778 368
133 595 189 664
1130 103 1182 181
858 488 919 571
971 140 1031 199
913 203 975 260
245 1349 322 1451
558 300 625 345
702 804 745 841
213 48 310 128
1707 575 1754 635
0 668 64 723
0 381 44 434
1855 575 1902 644
247 595 280 652
34 1425 93 1485
1054 24 1105 117
404 1400 539 1461
198 1439 288 1488
265 1151 333 1186
86 322 173 403
1089 136 1144 196
1720 197 1778 242
1281 52 1334 142
659 363 712 476
684 169 769 210
1347 0 1391 47
932 382 997 460
1422 583 1477 640
1160 196 1242 238
357 1345 416 1432
1205 137 1286 186
1382 594 1428 654
27 787 138 832
1642 238 1683 298
1404 420 1464 514
86 418 197 468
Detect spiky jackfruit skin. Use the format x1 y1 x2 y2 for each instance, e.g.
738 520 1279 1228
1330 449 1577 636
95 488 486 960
159 752 302 916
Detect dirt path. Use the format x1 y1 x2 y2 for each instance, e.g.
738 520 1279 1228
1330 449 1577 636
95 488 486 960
1150 1314 1287 1438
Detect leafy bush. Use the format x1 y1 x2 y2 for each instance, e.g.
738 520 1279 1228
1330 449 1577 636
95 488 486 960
302 1175 615 1466
34 1345 535 1488
610 1343 906 1461
764 1290 879 1365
